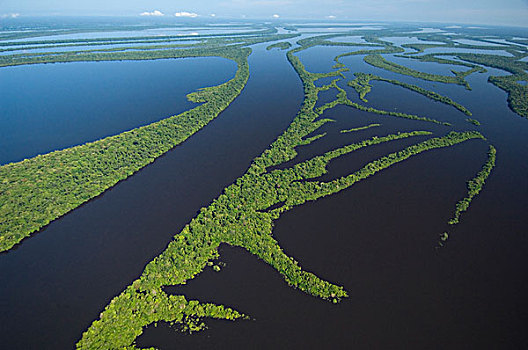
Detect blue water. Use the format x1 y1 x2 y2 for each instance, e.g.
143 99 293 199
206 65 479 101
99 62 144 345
296 45 363 73
0 57 235 165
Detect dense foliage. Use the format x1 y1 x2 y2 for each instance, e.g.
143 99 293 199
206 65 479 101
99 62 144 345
439 145 496 246
266 41 292 50
341 123 381 133
449 145 496 225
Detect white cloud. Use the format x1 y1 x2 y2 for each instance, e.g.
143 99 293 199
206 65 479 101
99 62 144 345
174 11 199 18
140 10 164 17
326 15 336 19
0 13 20 19
272 14 280 18
210 13 216 17
445 25 462 29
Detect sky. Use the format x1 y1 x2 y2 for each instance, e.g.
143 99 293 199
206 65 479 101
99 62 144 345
1 0 527 27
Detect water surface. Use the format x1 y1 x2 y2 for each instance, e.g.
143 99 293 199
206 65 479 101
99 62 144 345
0 57 235 164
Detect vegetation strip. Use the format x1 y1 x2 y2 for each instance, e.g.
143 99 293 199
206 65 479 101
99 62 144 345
348 72 474 118
266 42 292 50
466 118 481 126
341 123 381 133
364 53 475 89
0 47 251 252
450 146 497 224
439 145 496 245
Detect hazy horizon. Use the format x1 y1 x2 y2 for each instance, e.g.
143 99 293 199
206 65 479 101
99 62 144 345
1 0 527 28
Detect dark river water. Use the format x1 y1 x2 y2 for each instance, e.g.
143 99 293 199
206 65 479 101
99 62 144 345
1 37 528 349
